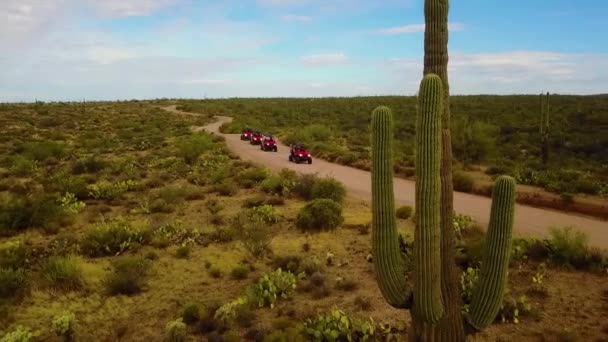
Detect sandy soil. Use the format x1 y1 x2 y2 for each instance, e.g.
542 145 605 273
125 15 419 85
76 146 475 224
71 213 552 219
162 106 608 251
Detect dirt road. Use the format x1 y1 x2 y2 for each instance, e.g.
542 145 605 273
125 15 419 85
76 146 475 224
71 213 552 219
163 106 608 250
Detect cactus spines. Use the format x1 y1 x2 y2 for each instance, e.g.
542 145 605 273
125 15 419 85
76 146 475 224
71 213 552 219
413 74 444 324
539 92 550 164
467 175 516 330
371 106 413 309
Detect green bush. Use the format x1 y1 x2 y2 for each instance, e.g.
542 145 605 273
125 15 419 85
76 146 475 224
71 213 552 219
23 140 66 161
71 156 107 174
104 256 150 295
395 205 413 220
0 241 29 269
231 210 273 258
182 303 201 325
176 133 214 165
452 171 475 193
547 226 606 270
208 265 222 278
0 325 37 342
231 265 250 280
251 205 280 224
165 318 187 342
0 193 66 236
295 199 343 232
310 177 346 203
80 222 145 257
40 256 84 291
51 310 76 341
291 174 318 200
0 267 26 299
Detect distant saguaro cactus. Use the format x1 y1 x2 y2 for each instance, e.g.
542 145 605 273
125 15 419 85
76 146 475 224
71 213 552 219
539 92 550 164
370 74 517 341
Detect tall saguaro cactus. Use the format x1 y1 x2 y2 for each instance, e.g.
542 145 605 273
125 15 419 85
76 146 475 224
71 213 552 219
422 0 464 339
539 92 550 164
371 77 517 340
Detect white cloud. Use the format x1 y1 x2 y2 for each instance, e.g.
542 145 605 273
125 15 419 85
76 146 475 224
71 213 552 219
281 14 313 22
383 51 608 94
376 22 465 35
301 53 350 65
89 0 178 17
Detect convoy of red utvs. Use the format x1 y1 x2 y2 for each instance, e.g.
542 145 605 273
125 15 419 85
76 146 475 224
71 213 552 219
240 128 312 164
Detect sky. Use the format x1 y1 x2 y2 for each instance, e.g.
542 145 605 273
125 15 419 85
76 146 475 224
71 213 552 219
1 0 607 101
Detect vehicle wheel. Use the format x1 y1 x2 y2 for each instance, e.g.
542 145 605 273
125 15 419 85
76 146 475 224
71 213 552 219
274 147 277 152
308 158 312 164
289 155 293 162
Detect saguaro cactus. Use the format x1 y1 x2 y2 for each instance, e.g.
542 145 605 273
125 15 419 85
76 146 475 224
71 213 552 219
539 92 550 164
370 74 517 340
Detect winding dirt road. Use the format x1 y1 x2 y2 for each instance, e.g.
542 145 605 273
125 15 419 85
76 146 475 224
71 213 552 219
163 106 608 250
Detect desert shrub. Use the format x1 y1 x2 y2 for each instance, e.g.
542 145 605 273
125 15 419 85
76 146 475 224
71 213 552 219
452 118 498 165
51 310 76 341
165 318 187 342
59 192 86 214
87 179 140 201
242 195 268 208
45 173 90 200
205 198 223 214
213 181 238 196
335 277 358 292
176 245 190 259
460 267 480 310
0 241 29 270
247 269 302 308
235 306 256 328
80 222 146 257
104 256 150 295
10 156 38 177
182 303 201 325
251 205 280 224
71 156 107 174
0 268 26 299
0 325 37 342
40 255 84 291
396 205 413 220
239 168 269 186
310 177 346 203
303 310 376 341
23 140 66 161
452 171 475 193
231 209 274 258
176 133 214 164
295 199 343 232
231 265 250 280
208 265 222 278
291 174 318 200
453 213 475 240
497 295 534 324
353 296 372 311
0 193 66 236
260 176 289 196
272 255 302 274
547 226 606 270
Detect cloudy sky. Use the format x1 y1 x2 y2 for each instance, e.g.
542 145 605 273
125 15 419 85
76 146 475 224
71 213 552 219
1 0 607 101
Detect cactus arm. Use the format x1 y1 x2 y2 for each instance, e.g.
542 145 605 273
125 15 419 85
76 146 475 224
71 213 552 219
370 106 413 309
413 74 445 324
466 176 516 330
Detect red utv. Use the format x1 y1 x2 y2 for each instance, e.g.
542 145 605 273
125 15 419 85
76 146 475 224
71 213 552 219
289 143 312 164
241 128 254 141
261 135 278 152
250 131 263 145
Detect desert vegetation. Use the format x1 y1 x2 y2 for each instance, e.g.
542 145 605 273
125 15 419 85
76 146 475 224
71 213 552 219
0 100 606 341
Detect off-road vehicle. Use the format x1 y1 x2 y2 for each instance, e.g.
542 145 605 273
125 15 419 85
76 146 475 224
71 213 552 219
261 135 278 152
289 143 312 164
241 128 254 141
250 131 263 145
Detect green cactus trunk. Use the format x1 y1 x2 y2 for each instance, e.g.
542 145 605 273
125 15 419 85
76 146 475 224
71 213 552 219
467 176 516 329
371 106 412 309
413 74 444 324
540 92 550 164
